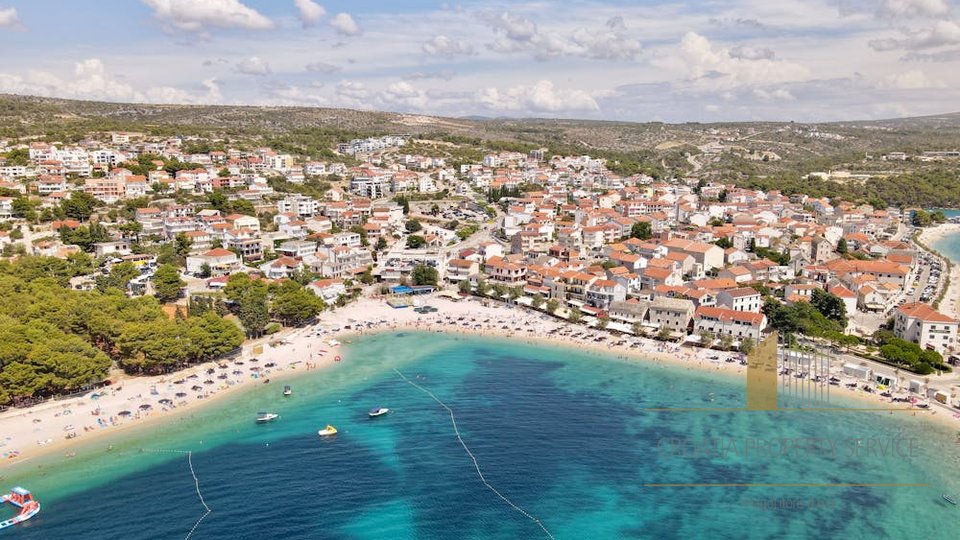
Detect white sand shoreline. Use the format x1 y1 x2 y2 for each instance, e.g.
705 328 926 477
918 222 960 321
2 295 957 472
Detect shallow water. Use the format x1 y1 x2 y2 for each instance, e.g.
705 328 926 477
3 332 960 539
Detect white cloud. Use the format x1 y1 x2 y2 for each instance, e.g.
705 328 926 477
570 16 643 60
878 68 943 88
0 7 19 28
304 61 341 73
336 80 369 102
378 81 428 109
878 0 949 18
903 47 960 61
200 78 223 102
660 32 809 88
729 45 775 61
0 58 220 104
870 20 960 51
403 71 455 81
234 56 271 76
752 87 795 100
477 80 599 113
294 0 326 28
330 13 361 36
262 81 328 105
142 0 274 32
486 12 641 61
422 35 475 57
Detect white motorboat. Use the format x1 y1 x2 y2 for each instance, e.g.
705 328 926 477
368 407 390 418
283 385 292 396
318 425 338 436
256 412 279 423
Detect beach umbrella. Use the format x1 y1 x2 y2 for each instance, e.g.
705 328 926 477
232 370 243 375
175 392 187 398
191 385 203 391
204 380 214 385
187 374 199 380
265 362 276 368
139 404 152 410
174 379 185 385
217 374 228 380
159 399 173 406
250 358 259 363
118 410 131 416
206 368 215 375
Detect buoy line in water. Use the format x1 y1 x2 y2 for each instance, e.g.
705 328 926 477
393 368 555 540
137 448 212 539
185 451 212 540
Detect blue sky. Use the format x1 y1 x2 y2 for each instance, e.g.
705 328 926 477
0 0 958 122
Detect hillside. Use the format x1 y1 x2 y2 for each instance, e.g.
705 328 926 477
2 93 960 178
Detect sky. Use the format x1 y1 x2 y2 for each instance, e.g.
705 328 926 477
0 0 958 123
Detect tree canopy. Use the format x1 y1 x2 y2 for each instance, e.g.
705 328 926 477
0 257 241 403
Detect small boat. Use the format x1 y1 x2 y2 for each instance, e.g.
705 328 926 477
0 487 40 530
283 385 292 396
368 407 390 418
256 412 279 423
318 425 338 436
943 492 959 505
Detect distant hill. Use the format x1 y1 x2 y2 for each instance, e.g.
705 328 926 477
2 93 960 177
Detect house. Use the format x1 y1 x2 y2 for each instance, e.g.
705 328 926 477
648 297 695 333
663 238 724 271
608 300 650 324
694 306 767 342
0 197 12 220
894 302 958 354
716 287 762 312
185 248 240 276
446 258 480 283
260 256 304 280
224 213 260 232
307 278 347 302
718 266 753 284
93 240 132 258
828 284 857 316
278 240 318 258
484 256 527 284
641 266 681 289
585 279 627 309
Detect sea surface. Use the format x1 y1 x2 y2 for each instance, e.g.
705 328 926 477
3 332 960 539
930 216 960 262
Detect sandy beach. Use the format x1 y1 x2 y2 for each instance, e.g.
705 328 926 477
919 222 960 320
2 294 956 469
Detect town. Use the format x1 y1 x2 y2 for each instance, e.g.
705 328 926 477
0 129 956 406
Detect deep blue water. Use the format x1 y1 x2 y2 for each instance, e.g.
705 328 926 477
4 332 960 539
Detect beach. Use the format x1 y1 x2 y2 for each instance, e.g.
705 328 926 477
3 293 955 469
919 222 960 320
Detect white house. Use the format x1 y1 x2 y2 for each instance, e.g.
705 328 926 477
694 306 767 342
894 302 958 354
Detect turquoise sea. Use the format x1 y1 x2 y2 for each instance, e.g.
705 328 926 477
3 331 960 539
930 215 960 263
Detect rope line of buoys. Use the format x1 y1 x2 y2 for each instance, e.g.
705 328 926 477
136 448 211 540
393 368 555 540
185 450 212 540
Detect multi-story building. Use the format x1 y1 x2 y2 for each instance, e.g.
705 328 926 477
694 306 767 342
894 302 958 354
716 287 763 312
277 195 320 218
648 297 695 333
